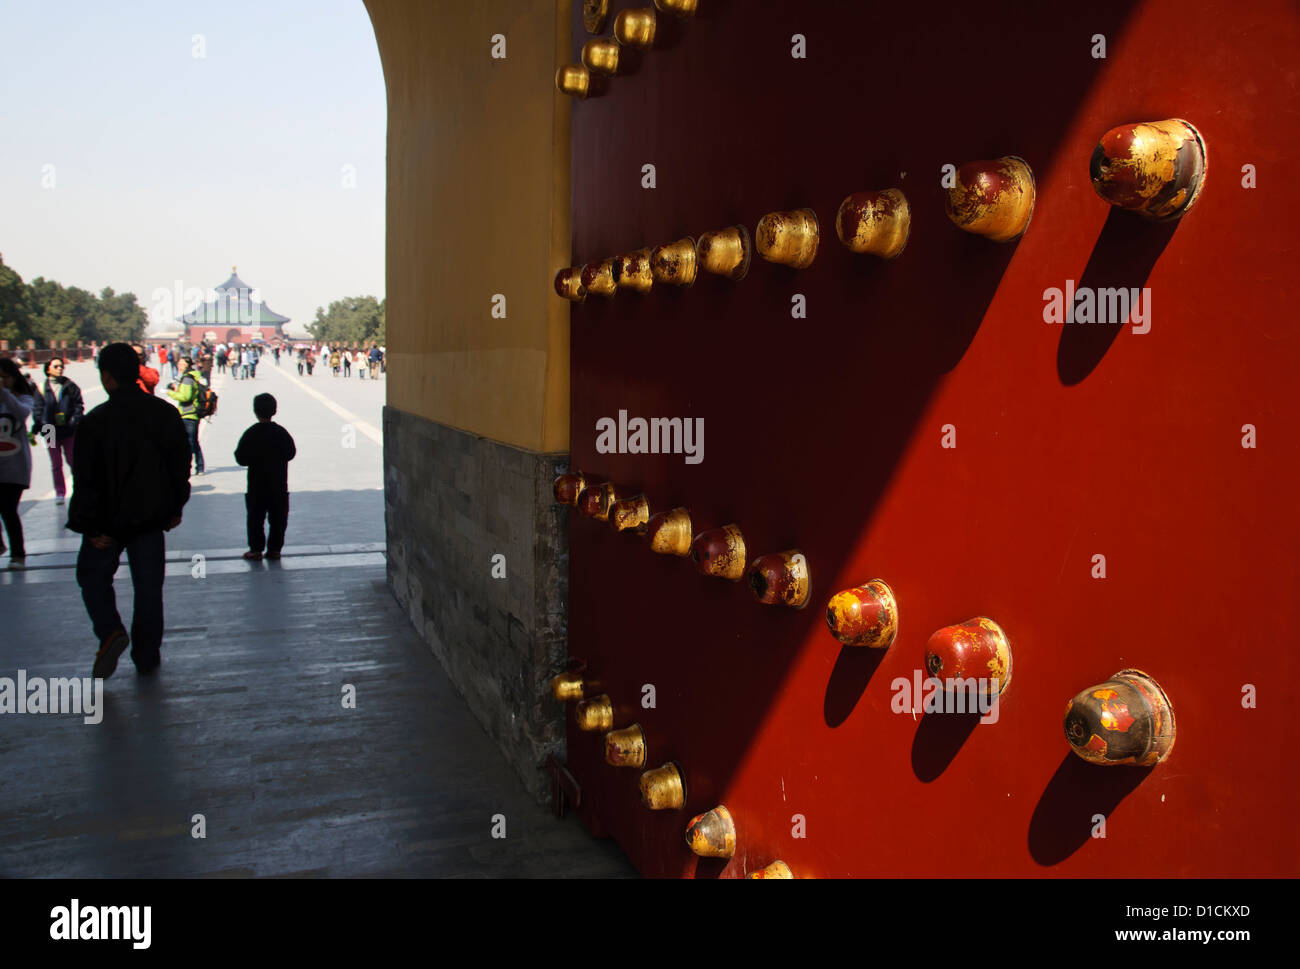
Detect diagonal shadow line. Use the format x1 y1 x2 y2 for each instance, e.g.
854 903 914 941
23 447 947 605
1057 208 1180 385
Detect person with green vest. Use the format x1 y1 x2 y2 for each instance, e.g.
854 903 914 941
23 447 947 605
166 357 206 475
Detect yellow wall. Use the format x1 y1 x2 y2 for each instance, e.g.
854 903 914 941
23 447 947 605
364 0 571 452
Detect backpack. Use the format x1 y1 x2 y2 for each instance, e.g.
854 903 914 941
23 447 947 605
195 384 219 419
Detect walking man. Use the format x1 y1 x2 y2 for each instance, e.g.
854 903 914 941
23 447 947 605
167 357 206 475
31 356 84 506
68 343 191 678
235 393 296 561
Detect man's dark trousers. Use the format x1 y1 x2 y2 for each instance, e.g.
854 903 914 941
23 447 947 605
247 491 289 555
76 531 166 668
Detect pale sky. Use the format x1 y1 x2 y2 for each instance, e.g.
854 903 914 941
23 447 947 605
0 0 386 336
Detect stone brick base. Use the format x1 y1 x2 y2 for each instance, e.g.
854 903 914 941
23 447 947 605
383 406 568 802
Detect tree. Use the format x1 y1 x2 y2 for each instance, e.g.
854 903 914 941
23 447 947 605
92 287 147 343
308 295 385 345
18 276 148 347
27 278 87 346
0 255 30 345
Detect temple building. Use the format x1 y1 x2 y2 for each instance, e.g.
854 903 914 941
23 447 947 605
179 266 291 344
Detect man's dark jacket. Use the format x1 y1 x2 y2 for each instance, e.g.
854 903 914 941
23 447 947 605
67 385 192 542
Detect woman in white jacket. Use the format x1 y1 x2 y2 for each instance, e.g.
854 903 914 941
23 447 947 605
0 356 36 567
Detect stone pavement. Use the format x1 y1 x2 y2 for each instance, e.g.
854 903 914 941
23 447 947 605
0 356 632 877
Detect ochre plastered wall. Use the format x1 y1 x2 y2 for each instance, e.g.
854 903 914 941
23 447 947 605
364 0 571 452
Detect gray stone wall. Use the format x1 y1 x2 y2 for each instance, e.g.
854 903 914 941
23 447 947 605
383 405 569 802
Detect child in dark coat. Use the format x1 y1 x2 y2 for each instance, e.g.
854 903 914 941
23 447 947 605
234 393 296 561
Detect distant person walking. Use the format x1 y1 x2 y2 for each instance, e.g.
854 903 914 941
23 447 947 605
167 346 178 379
0 357 37 567
69 343 191 678
167 357 206 475
296 348 304 376
235 393 296 561
342 348 351 378
368 345 382 379
31 356 84 506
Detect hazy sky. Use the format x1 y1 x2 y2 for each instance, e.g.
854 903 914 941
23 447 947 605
0 0 386 335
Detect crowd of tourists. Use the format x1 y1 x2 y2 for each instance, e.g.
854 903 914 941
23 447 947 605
141 340 385 381
293 344 384 379
0 338 381 573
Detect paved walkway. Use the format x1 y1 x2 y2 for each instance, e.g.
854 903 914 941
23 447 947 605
0 357 632 877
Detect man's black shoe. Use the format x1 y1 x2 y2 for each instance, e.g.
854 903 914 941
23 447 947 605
93 629 130 680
